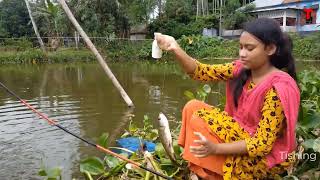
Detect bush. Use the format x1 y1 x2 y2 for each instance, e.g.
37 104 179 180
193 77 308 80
178 35 238 58
0 49 45 64
148 15 219 39
0 48 96 64
291 32 320 60
0 38 33 51
47 49 95 62
178 33 320 60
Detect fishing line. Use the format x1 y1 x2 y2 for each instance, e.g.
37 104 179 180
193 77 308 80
0 82 173 180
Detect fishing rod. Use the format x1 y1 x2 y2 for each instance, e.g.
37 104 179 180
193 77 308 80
0 82 173 180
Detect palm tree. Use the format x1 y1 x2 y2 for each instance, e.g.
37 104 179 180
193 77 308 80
35 0 63 50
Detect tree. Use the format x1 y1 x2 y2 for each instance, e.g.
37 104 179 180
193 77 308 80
34 0 67 37
148 0 220 38
68 0 123 37
120 0 157 25
223 0 255 29
0 0 34 37
197 0 209 17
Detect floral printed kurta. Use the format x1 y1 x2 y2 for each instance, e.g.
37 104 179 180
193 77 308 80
192 61 294 179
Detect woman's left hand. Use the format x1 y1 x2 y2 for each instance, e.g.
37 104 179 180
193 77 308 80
189 132 217 158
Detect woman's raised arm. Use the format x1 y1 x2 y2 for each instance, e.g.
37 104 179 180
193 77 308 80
155 33 197 75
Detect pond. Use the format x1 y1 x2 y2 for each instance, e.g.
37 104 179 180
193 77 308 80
0 60 317 179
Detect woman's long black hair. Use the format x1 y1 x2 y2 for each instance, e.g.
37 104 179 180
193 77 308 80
231 18 297 108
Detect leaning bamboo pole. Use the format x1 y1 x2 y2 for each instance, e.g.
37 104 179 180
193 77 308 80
25 0 46 52
58 0 134 107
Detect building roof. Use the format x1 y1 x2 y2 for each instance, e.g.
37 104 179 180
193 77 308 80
253 0 284 8
282 0 302 4
253 0 310 8
251 0 313 12
252 6 301 13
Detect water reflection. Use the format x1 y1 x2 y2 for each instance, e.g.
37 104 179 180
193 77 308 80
0 97 80 179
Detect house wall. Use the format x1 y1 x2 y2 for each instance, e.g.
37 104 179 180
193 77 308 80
254 0 319 32
257 9 298 32
293 0 320 32
317 4 320 24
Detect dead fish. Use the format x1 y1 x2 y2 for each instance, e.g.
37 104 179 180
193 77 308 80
158 112 177 164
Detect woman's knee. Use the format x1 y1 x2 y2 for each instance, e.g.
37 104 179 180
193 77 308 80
183 99 207 112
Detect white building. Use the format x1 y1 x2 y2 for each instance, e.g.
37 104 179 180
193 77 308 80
251 0 320 33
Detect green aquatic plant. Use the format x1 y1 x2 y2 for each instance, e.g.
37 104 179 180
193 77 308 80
78 114 188 179
282 69 320 179
38 164 62 180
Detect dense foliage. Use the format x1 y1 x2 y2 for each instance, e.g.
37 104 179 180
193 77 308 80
0 0 255 39
223 0 256 29
0 0 33 38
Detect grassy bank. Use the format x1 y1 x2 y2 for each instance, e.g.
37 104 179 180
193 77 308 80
0 32 319 63
0 48 95 64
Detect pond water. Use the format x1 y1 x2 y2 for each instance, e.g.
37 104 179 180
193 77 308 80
0 60 317 179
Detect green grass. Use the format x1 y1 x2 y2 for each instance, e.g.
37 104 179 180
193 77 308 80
0 48 96 64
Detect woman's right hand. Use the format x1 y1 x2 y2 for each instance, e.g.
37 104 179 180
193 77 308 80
155 33 197 74
155 33 179 52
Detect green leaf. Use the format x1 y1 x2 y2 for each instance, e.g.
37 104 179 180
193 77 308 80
159 157 172 165
80 157 104 175
173 140 183 157
47 167 61 178
184 90 195 100
144 115 149 121
98 132 109 148
302 139 318 150
313 138 320 153
104 162 126 178
147 129 158 141
104 154 121 168
197 89 207 100
311 86 317 94
38 169 47 176
155 143 166 158
300 111 320 130
129 121 138 132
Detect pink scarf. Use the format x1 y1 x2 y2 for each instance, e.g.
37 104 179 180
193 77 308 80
225 60 300 168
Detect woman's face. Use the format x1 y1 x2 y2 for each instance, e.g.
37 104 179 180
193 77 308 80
239 31 276 70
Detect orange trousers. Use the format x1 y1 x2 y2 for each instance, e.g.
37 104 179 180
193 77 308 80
178 100 226 180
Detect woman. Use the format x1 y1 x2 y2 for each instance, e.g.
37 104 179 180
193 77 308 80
155 18 300 179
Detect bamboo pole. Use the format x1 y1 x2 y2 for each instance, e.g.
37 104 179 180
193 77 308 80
58 0 134 107
25 0 46 52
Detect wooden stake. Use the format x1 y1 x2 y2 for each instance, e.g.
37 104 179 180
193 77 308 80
58 0 134 107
